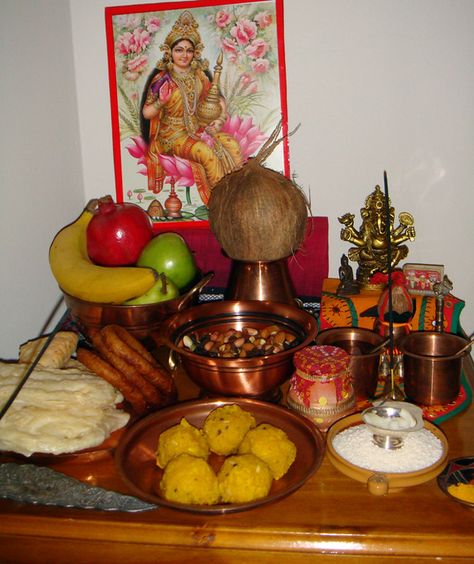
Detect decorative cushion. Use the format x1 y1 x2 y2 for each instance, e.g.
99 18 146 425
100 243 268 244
320 278 465 334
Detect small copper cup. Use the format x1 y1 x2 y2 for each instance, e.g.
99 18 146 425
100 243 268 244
315 327 386 400
400 331 470 405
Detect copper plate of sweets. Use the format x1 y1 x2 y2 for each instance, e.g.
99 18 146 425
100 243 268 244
115 398 325 514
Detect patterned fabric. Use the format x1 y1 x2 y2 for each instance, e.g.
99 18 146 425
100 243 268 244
320 278 465 334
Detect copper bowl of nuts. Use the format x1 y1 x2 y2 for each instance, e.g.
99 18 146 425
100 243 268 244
157 300 318 399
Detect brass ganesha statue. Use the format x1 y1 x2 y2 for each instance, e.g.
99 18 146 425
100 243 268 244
339 185 415 287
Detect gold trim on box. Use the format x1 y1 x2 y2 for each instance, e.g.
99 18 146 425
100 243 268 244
294 368 351 384
287 393 355 418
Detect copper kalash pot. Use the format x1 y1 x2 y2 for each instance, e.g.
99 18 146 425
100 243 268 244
224 258 297 305
400 331 471 405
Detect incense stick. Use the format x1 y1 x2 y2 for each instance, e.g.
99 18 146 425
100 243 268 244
383 171 394 371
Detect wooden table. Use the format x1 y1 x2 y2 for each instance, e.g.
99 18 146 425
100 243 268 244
1 356 473 563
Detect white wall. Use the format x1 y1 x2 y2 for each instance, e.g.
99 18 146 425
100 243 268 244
1 0 472 359
0 0 84 359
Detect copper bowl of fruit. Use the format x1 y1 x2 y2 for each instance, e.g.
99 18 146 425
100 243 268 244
50 196 211 340
157 300 318 400
64 273 213 341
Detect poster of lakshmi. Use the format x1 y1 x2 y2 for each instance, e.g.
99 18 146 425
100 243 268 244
105 0 289 227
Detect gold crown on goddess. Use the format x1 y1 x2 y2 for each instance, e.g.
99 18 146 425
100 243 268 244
163 11 202 49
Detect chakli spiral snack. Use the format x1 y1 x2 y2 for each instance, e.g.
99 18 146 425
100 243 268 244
101 325 175 398
76 324 176 415
91 331 163 408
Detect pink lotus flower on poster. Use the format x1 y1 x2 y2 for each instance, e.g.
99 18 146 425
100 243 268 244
215 10 232 28
221 115 267 160
251 58 270 74
116 27 151 56
116 28 156 83
240 72 253 87
214 10 275 81
230 18 258 46
158 154 194 187
125 136 147 175
245 38 269 59
239 73 258 94
221 37 238 56
114 16 162 82
221 38 241 64
127 54 148 74
145 16 161 33
255 11 273 29
115 14 142 30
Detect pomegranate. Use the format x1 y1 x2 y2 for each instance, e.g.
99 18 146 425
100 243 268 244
87 196 154 266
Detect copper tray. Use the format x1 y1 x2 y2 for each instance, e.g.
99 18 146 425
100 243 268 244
115 398 325 514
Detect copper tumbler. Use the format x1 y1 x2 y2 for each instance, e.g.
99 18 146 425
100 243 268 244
315 327 386 400
400 331 470 405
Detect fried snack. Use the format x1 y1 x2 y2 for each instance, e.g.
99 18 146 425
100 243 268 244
19 331 79 368
160 453 220 505
101 325 175 398
203 404 256 456
91 331 163 409
238 423 297 480
76 347 147 414
218 453 273 503
77 324 176 414
109 324 157 365
156 417 209 469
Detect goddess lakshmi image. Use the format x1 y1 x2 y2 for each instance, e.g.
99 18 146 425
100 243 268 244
140 11 244 207
107 2 283 221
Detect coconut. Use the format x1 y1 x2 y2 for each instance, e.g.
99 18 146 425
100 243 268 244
208 122 309 262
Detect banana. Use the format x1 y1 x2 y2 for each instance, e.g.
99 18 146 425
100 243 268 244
49 202 157 303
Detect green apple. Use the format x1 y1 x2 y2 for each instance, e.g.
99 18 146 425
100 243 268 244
124 273 179 305
136 232 198 290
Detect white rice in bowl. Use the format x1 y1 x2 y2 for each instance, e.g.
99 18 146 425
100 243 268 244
332 424 444 473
